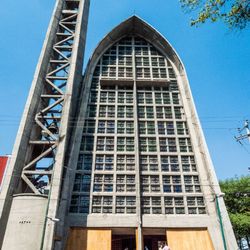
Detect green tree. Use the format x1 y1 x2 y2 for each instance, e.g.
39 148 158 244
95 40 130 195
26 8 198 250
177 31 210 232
220 176 250 249
180 0 250 29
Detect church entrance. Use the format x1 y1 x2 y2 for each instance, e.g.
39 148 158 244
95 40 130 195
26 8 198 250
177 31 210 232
143 235 166 250
112 228 136 250
143 228 167 250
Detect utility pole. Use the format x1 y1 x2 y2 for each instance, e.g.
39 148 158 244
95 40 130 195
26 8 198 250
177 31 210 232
215 194 228 250
235 120 250 144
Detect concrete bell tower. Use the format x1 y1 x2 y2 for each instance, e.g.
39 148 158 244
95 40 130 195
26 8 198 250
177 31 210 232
0 0 90 249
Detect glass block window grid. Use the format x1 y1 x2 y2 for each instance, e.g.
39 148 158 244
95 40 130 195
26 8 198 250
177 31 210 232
70 36 206 215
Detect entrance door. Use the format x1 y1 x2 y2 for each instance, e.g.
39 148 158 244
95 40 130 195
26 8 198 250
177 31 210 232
166 229 214 250
144 237 152 250
143 235 166 250
66 228 112 250
112 235 136 250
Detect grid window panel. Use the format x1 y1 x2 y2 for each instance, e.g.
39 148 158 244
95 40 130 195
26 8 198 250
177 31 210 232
184 175 200 185
175 207 185 214
174 107 183 119
118 46 132 56
96 136 114 151
174 197 184 206
136 67 151 78
142 196 162 214
141 175 160 193
73 174 91 192
181 156 197 172
117 137 134 151
116 175 136 192
118 91 133 103
127 207 136 214
142 197 150 206
142 208 150 214
93 174 113 192
80 136 94 151
140 155 158 171
152 207 162 214
102 66 116 78
164 196 173 206
102 55 116 66
152 67 167 78
91 77 99 89
92 196 102 206
92 196 113 214
184 175 201 193
138 106 154 119
176 121 189 135
179 138 193 152
103 196 113 205
159 138 177 152
165 207 174 214
162 175 182 193
172 93 180 105
115 196 136 214
118 56 132 66
103 207 113 213
83 120 96 134
100 91 116 103
97 120 115 134
70 195 90 214
117 121 134 134
117 155 135 171
139 137 157 152
117 105 134 118
118 67 133 78
151 57 166 67
156 106 172 119
169 80 179 91
137 92 153 104
188 207 197 214
161 156 179 172
155 92 171 104
168 67 176 79
77 154 92 171
139 121 156 134
135 46 149 56
158 121 175 135
164 196 185 215
89 91 98 103
99 105 115 118
95 155 114 171
136 57 150 67
116 207 125 213
104 46 116 55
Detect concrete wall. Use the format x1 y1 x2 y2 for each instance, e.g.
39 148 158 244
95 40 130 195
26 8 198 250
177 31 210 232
1 196 47 250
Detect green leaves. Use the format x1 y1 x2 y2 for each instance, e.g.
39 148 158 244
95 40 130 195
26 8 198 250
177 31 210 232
180 0 250 29
230 213 250 238
220 176 250 241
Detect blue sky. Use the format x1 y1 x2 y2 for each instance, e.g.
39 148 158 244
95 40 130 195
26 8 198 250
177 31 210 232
0 0 249 180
